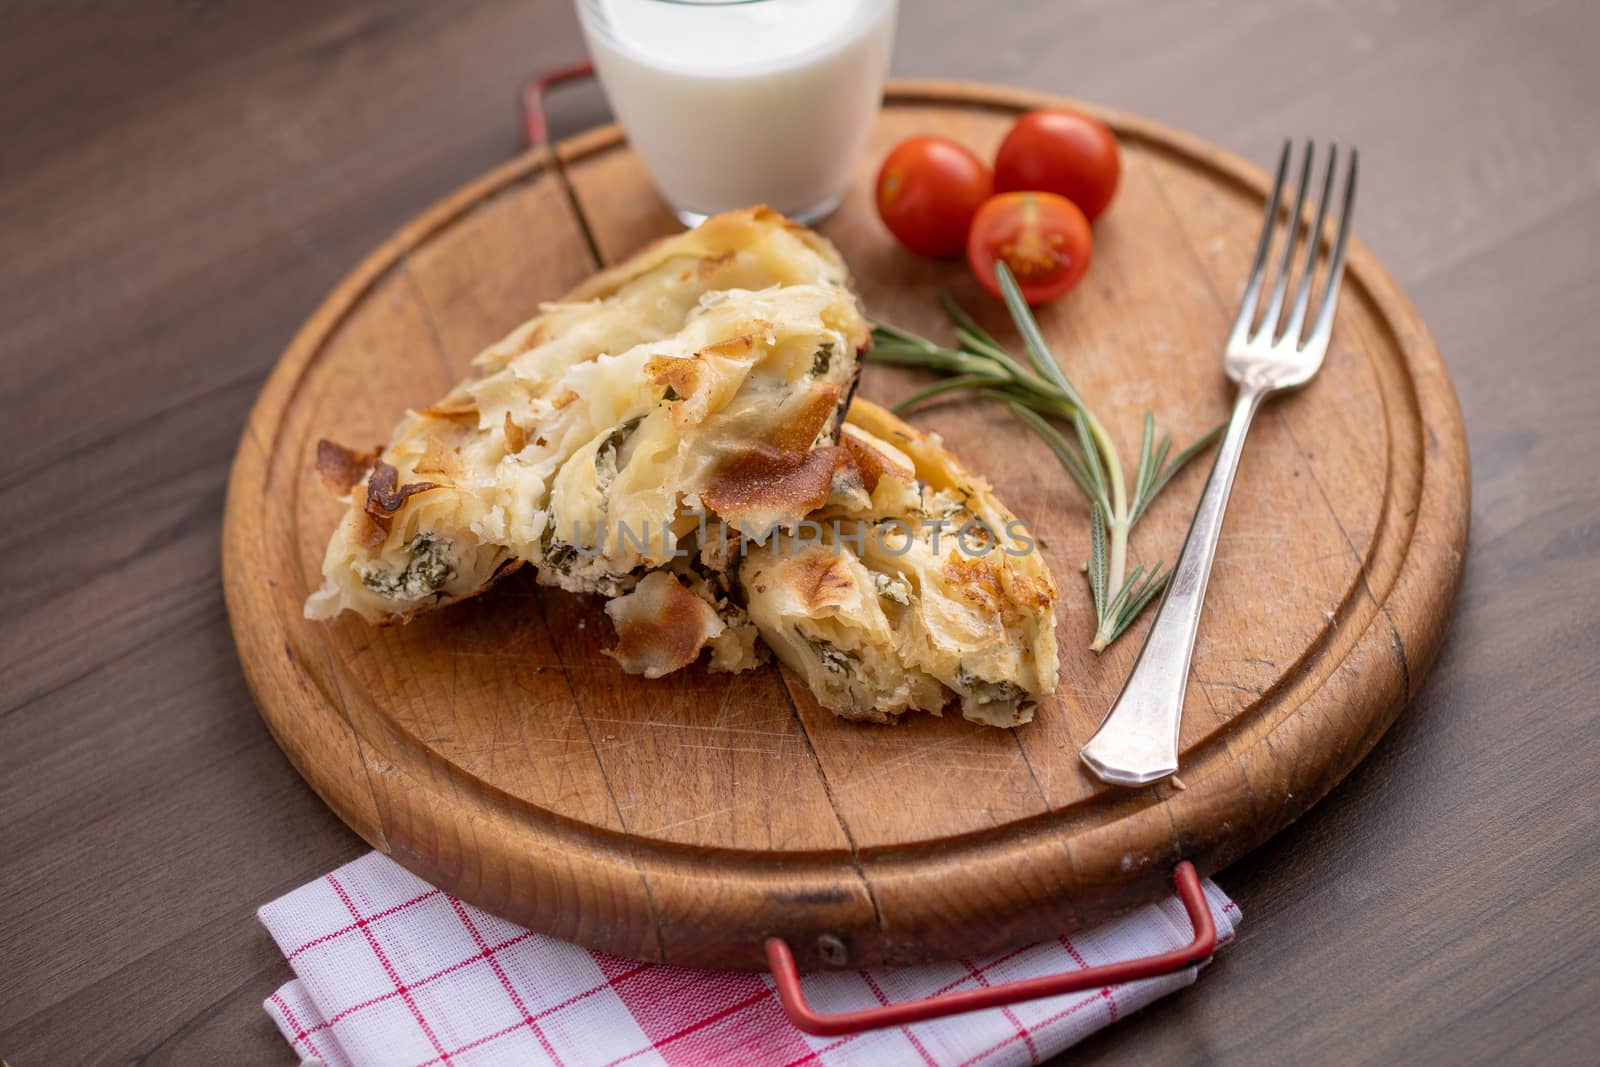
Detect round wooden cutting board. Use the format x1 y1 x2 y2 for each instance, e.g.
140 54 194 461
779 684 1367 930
223 81 1468 970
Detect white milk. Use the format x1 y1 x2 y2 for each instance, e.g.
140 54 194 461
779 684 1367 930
576 0 897 225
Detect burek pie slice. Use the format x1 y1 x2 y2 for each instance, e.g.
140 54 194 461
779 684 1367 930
305 207 870 624
605 399 1061 726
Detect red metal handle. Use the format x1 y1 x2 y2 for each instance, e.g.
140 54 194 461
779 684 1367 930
520 60 595 148
765 861 1215 1037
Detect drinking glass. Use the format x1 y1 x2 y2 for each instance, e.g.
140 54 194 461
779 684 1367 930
575 0 898 226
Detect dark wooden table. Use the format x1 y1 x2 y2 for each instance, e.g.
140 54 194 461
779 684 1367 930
3 2 1596 1063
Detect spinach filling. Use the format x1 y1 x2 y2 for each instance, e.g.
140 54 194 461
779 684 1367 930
954 665 1028 707
360 533 455 598
803 633 859 674
539 521 579 576
811 342 834 377
595 414 645 476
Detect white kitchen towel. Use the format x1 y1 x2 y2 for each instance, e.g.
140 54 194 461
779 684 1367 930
261 851 1238 1067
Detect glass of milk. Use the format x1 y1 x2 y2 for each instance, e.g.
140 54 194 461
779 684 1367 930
576 0 898 226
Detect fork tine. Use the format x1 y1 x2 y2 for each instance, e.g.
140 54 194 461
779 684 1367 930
1228 140 1292 350
1259 141 1313 343
1306 147 1359 353
1281 144 1338 347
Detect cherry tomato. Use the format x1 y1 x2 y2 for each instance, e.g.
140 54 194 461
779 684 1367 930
875 136 993 258
993 109 1121 221
967 191 1092 306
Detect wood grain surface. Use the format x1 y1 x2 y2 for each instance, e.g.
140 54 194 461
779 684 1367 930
2 1 1597 1063
223 83 1467 972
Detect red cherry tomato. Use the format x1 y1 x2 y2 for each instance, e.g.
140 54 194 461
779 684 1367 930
994 109 1121 221
967 191 1092 306
875 136 993 258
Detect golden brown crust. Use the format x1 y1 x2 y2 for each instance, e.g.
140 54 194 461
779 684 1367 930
605 572 725 678
766 383 841 452
413 437 465 482
782 550 858 614
503 412 526 455
678 250 736 282
561 205 839 304
840 427 913 494
645 352 707 400
941 556 1006 615
314 440 380 495
700 331 766 360
360 460 441 543
702 383 850 522
352 513 389 550
1009 572 1055 611
701 445 850 524
416 399 479 422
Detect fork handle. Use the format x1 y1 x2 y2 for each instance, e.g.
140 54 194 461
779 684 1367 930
1079 384 1269 786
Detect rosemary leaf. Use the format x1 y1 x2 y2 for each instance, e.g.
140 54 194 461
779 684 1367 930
868 342 995 378
871 320 942 349
939 293 1012 364
1110 566 1172 642
938 287 997 345
995 264 1084 406
872 346 934 368
1073 409 1110 511
1134 420 1226 522
1088 502 1109 618
1151 433 1174 481
1101 562 1146 626
1008 402 1096 499
953 326 1023 370
1134 433 1173 518
985 389 1081 440
894 373 1005 413
1134 413 1157 507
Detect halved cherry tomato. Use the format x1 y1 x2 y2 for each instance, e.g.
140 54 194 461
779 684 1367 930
875 136 993 258
994 109 1121 221
967 191 1092 306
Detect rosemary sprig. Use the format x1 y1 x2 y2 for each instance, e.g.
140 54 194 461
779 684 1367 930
869 263 1224 650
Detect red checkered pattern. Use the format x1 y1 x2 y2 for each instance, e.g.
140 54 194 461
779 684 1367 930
261 853 1239 1067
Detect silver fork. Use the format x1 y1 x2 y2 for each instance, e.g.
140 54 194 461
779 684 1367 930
1079 140 1359 787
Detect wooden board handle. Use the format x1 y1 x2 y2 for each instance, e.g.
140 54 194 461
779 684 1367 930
764 862 1217 1037
521 60 594 148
